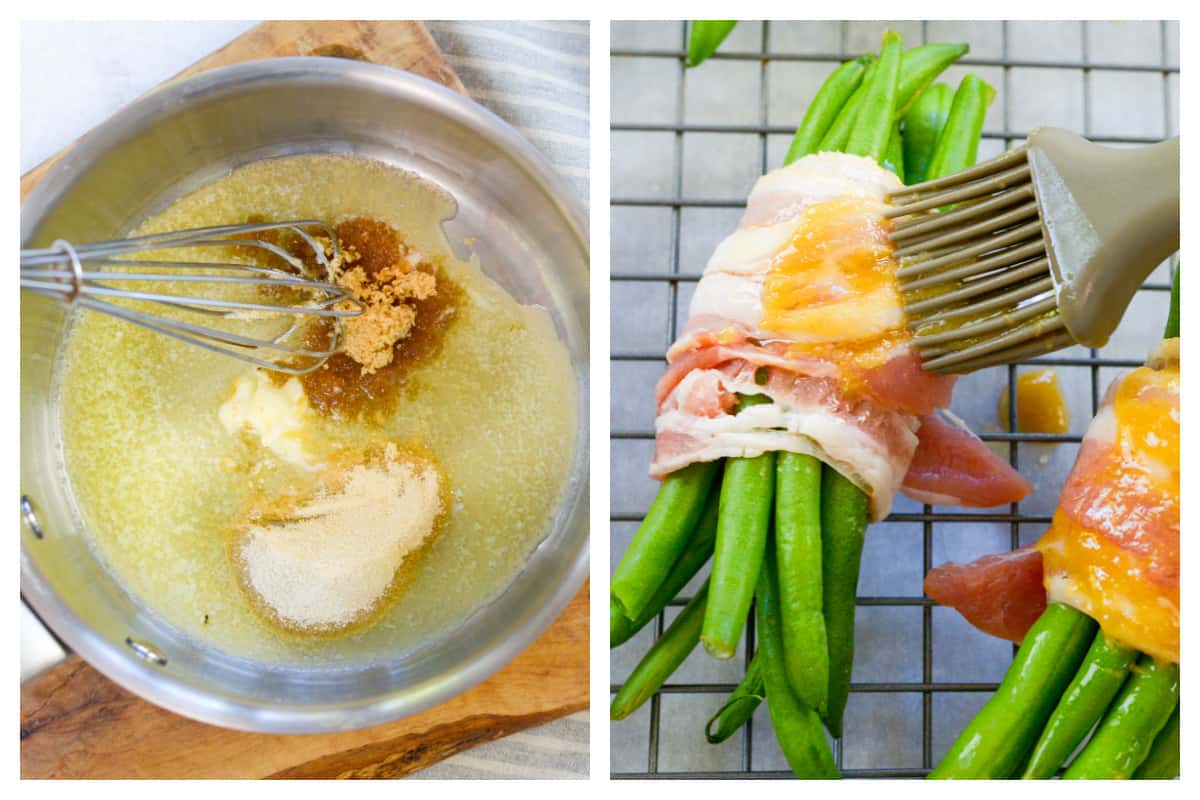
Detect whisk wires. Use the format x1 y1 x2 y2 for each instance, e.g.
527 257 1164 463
21 220 363 375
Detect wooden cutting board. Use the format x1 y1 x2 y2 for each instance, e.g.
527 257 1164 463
21 585 588 779
20 20 589 779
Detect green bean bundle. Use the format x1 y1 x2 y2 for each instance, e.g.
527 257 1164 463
1064 656 1180 779
1022 632 1138 779
930 603 1098 779
612 31 976 778
931 268 1182 781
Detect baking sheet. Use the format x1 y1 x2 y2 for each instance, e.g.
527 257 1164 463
609 19 1179 777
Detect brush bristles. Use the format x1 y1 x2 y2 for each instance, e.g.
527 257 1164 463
914 295 1058 354
923 327 1074 373
888 144 1030 199
892 199 1040 259
903 259 1050 317
886 144 1073 374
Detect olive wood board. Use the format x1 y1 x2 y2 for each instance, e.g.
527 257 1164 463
20 19 588 779
20 584 588 779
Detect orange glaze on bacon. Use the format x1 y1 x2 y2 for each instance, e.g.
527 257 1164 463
761 196 906 354
1036 346 1180 663
759 196 914 404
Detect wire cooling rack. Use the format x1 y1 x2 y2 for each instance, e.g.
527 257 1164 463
609 20 1178 779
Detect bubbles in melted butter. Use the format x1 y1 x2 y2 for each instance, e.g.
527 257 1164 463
56 155 578 665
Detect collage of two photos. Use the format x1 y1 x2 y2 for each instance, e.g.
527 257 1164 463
19 17 1181 782
21 19 590 779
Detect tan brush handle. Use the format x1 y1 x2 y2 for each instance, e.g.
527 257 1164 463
1027 127 1180 348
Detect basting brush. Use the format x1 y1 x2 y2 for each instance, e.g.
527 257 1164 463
885 127 1179 373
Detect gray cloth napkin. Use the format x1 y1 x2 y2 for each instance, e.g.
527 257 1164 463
416 21 591 779
411 711 590 779
427 20 590 207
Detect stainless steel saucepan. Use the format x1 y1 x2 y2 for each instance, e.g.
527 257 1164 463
20 57 589 734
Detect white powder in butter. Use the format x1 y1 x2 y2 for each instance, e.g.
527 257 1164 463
236 445 443 631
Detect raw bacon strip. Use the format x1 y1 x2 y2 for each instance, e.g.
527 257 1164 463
902 411 1034 508
653 365 1031 518
653 360 919 521
661 336 956 419
707 217 803 277
667 153 904 358
740 151 901 227
859 351 956 418
657 337 840 408
659 369 735 419
923 548 1046 643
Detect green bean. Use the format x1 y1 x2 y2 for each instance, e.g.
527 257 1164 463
925 74 997 183
1064 655 1180 779
610 581 709 720
734 391 772 412
902 82 953 183
686 21 738 68
785 56 870 164
1022 631 1138 779
610 596 632 648
1164 266 1180 338
775 451 829 715
929 603 1097 779
881 122 906 183
894 43 969 118
702 451 776 659
817 63 872 153
1133 705 1180 779
611 489 721 648
611 460 721 620
705 652 765 744
757 543 840 778
819 465 869 737
816 42 966 158
846 31 903 163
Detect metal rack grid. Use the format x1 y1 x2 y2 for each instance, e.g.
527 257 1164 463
610 20 1178 779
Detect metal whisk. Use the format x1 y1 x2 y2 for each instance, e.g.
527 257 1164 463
20 220 363 374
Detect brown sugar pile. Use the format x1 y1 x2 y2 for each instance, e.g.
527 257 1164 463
330 218 438 374
261 215 462 419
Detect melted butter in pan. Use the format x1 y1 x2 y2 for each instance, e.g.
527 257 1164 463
57 155 578 664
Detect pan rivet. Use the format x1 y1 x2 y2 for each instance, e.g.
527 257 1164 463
20 495 44 539
126 637 168 667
